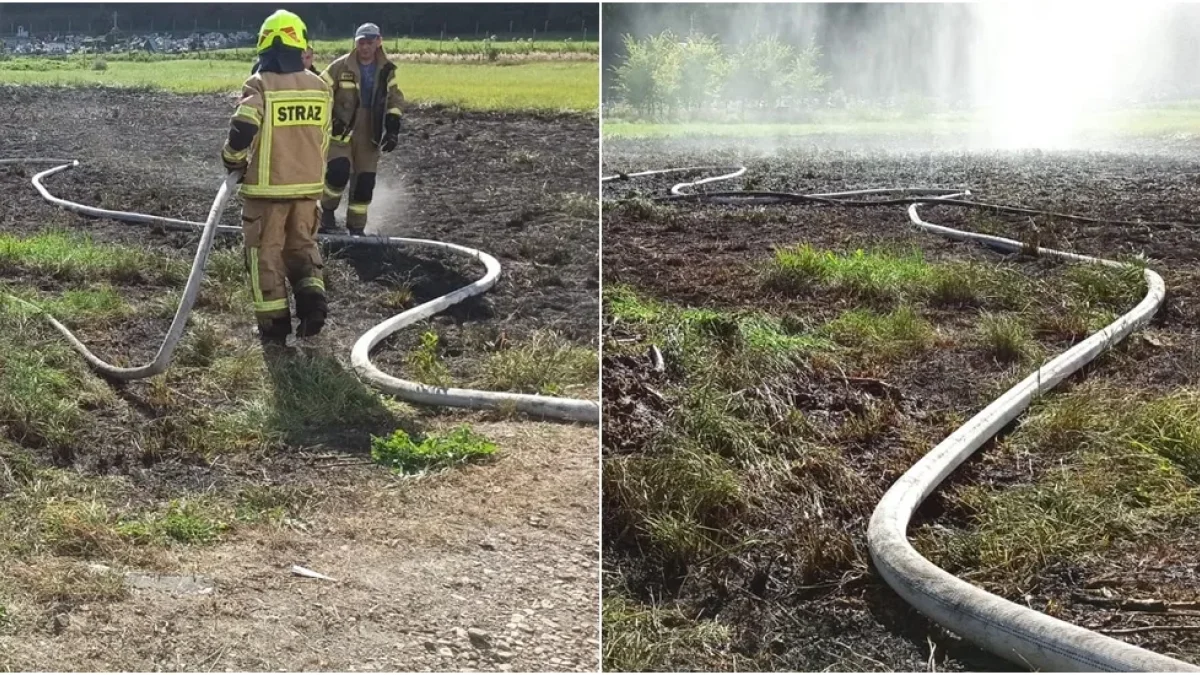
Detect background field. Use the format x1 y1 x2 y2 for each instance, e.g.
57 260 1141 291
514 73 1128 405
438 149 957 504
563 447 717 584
0 56 597 111
88 37 601 61
602 107 1200 140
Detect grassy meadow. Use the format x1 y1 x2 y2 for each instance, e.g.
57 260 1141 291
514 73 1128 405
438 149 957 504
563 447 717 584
0 39 599 112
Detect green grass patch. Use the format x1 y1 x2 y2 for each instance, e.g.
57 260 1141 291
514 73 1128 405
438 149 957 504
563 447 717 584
666 387 772 462
118 499 230 545
175 315 226 368
550 192 598 221
977 312 1036 363
764 245 1036 310
199 247 250 312
766 245 934 303
606 197 678 224
481 330 596 396
0 59 597 112
928 262 1028 308
264 353 389 430
602 595 734 672
44 286 132 322
605 448 742 560
89 38 597 64
823 306 935 360
152 350 394 460
2 284 134 327
39 499 125 557
378 286 415 311
0 453 300 570
606 285 667 323
1062 261 1146 308
0 231 185 284
207 346 267 398
920 389 1200 591
1125 393 1200 482
0 304 109 449
371 426 497 474
603 104 1200 140
606 286 831 390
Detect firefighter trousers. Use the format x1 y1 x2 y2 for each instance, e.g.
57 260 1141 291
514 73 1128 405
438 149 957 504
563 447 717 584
320 108 381 232
241 197 325 327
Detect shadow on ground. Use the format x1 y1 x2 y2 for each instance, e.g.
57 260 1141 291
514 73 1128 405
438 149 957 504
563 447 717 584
262 348 415 454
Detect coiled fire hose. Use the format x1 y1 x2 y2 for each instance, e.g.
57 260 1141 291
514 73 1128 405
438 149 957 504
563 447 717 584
2 159 598 424
603 167 1196 672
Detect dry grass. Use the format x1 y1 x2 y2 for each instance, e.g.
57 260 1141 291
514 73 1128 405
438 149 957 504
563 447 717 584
917 386 1200 594
602 244 1163 670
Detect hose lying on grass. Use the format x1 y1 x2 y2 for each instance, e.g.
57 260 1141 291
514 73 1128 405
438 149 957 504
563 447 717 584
2 159 598 424
603 167 1195 672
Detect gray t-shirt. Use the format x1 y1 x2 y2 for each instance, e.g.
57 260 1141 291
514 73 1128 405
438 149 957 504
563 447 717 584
359 61 377 108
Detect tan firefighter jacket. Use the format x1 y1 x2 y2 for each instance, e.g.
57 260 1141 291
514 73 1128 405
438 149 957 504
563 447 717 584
319 45 404 147
222 70 332 199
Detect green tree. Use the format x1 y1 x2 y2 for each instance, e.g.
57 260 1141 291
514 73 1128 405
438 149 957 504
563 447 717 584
612 31 682 119
612 34 659 117
723 34 794 113
676 33 728 115
784 42 829 104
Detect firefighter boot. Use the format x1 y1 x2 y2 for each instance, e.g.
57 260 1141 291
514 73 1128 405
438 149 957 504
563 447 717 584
294 288 327 338
258 314 292 348
319 205 339 234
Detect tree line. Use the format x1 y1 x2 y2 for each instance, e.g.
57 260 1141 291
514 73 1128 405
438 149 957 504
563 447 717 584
611 31 828 120
0 3 596 39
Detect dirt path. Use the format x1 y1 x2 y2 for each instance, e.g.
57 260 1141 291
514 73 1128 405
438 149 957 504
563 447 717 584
1 421 598 672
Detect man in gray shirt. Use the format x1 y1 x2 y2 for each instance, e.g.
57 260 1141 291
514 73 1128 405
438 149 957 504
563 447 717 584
317 22 405 235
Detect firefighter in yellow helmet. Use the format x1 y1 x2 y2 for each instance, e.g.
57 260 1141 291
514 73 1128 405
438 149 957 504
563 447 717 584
317 22 405 236
222 10 332 347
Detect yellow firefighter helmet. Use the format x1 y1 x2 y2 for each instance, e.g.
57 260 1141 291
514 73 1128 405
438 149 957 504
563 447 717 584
257 10 309 53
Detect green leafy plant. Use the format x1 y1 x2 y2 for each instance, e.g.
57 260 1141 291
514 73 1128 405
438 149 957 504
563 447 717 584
406 331 451 387
371 426 498 474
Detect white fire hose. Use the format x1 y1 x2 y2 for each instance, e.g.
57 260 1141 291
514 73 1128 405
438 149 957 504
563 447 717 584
603 166 1195 671
2 159 598 423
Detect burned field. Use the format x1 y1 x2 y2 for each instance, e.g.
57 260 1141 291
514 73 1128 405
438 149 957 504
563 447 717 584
0 86 598 671
602 139 1200 671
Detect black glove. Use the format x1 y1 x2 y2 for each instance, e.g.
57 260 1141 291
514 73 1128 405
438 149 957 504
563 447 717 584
381 112 401 152
331 119 348 139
